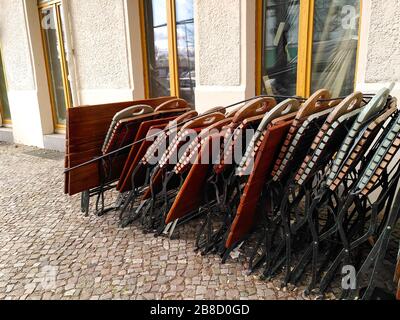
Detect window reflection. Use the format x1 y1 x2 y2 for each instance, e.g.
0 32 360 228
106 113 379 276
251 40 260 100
41 6 70 126
0 49 11 122
311 0 360 96
175 0 195 105
144 0 171 97
143 0 195 104
261 0 300 96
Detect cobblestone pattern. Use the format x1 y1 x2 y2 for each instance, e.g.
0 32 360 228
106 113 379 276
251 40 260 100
0 143 321 300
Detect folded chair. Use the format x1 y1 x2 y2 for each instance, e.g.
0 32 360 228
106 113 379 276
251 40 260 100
161 118 234 237
290 99 398 294
224 99 302 256
272 108 334 187
266 92 365 285
289 89 391 293
139 112 226 233
216 92 336 265
328 98 398 193
65 97 175 197
118 111 199 226
324 107 400 300
102 108 153 154
79 98 191 216
164 98 277 229
268 91 344 200
184 98 280 253
255 107 336 275
230 91 339 271
214 98 277 176
116 115 180 192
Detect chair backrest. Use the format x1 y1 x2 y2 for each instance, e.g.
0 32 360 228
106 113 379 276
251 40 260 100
232 97 277 124
295 107 363 186
142 111 199 166
324 92 364 124
175 118 232 174
294 92 364 185
114 105 154 122
237 112 298 176
154 98 189 112
117 115 180 192
215 114 267 174
165 131 225 224
203 106 226 115
158 112 226 169
326 88 392 188
226 105 243 118
355 111 400 196
239 99 300 169
294 89 331 120
102 117 146 155
212 99 277 174
102 105 154 152
272 107 333 182
271 91 334 178
329 103 398 192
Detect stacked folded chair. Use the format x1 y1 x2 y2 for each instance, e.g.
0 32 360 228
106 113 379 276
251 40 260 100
65 88 400 300
65 97 191 216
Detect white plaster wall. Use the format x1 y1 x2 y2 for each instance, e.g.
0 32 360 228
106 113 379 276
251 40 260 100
356 0 400 99
365 0 400 83
0 0 35 91
194 0 256 113
0 0 53 147
0 0 147 147
196 0 241 86
7 91 47 146
68 0 135 104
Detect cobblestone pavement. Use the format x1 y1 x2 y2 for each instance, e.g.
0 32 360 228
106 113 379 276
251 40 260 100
0 142 325 300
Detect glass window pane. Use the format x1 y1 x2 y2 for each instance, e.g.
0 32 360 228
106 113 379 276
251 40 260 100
311 0 360 97
261 0 300 96
0 49 11 121
175 0 195 105
144 0 171 97
41 6 67 126
58 4 73 107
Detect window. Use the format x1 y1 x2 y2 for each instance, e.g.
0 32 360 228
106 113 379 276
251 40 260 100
39 0 72 131
141 0 196 105
257 0 361 98
0 46 11 125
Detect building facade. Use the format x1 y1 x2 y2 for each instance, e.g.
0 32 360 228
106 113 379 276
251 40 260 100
0 0 399 150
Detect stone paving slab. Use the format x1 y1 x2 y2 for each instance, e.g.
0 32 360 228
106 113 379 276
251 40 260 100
0 142 321 300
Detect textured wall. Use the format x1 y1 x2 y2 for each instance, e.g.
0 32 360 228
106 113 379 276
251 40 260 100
365 0 400 83
68 0 130 90
195 0 241 86
0 0 35 91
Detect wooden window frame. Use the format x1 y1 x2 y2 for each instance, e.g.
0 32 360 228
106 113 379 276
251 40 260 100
256 0 363 98
0 44 11 126
139 0 182 99
38 0 72 133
